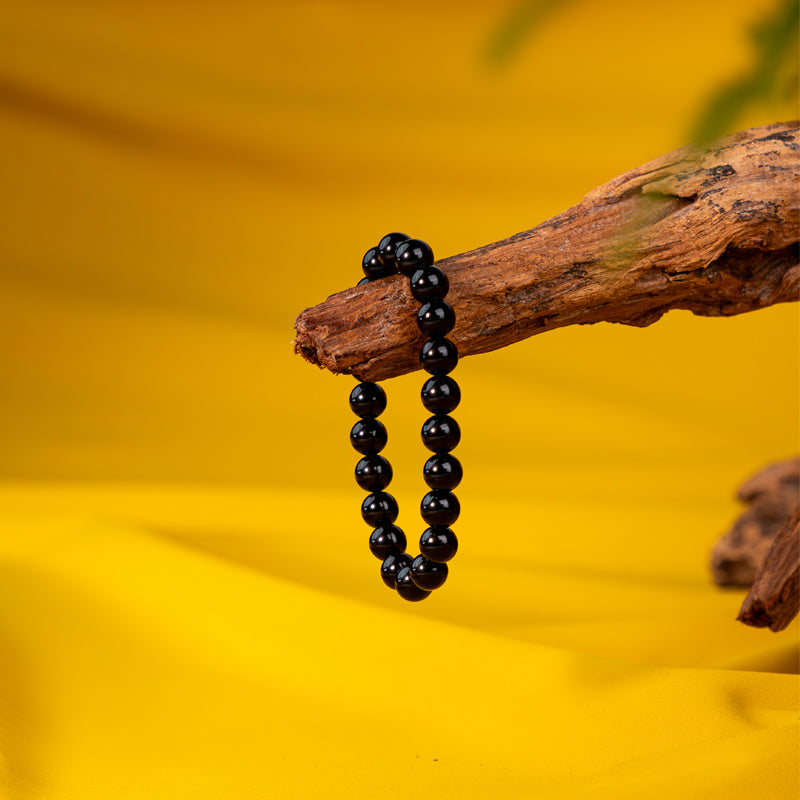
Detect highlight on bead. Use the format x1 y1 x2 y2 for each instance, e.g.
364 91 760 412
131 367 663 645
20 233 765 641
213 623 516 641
417 298 456 336
421 414 461 453
420 526 458 562
349 233 461 601
355 454 393 491
368 524 407 560
423 453 463 490
420 338 459 375
349 417 388 455
421 375 461 413
349 382 387 418
395 238 434 276
377 232 410 271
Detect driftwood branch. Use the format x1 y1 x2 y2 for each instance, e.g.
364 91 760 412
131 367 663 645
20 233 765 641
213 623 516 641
294 121 799 382
711 458 800 630
711 458 800 586
737 505 800 631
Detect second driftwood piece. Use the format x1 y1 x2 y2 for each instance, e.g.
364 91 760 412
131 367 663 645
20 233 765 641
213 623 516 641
711 458 800 631
711 458 800 586
295 121 799 382
737 506 800 632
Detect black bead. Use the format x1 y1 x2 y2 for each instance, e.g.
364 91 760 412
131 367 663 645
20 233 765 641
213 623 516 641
381 552 412 589
368 524 407 560
421 414 460 453
361 491 399 526
419 526 458 563
377 232 410 270
420 489 460 527
395 566 432 601
350 418 388 454
410 555 448 591
420 338 458 375
362 246 395 279
410 266 449 302
423 453 462 490
395 238 434 276
357 276 371 286
417 298 455 336
421 375 461 413
355 455 393 491
349 382 387 418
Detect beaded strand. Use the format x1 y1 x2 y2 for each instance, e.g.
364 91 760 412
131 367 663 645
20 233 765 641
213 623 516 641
349 233 461 602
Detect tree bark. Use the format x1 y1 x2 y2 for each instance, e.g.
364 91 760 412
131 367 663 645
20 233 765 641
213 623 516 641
294 121 799 382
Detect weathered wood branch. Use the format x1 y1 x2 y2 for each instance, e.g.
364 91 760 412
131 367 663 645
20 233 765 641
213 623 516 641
738 505 800 631
294 121 800 382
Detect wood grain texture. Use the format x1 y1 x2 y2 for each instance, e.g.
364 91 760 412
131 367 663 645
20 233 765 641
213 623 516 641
294 121 800 381
738 506 800 631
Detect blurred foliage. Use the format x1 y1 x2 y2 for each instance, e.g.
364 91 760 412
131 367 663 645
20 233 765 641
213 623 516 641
482 0 576 66
690 0 799 144
485 0 800 144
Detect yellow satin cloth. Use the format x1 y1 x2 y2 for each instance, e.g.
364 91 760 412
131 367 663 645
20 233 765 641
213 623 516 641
0 1 797 798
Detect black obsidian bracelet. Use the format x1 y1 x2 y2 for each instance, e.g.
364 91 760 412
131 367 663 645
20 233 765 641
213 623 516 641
349 233 461 602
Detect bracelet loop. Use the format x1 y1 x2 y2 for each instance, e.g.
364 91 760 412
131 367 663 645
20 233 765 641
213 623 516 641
350 233 462 601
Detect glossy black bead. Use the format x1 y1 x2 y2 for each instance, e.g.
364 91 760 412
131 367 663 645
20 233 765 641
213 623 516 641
410 266 449 302
395 566 432 601
395 238 434 276
417 298 455 336
420 338 458 375
377 232 410 270
362 246 395 279
423 453 462 490
421 375 461 413
349 382 387 418
419 526 458 563
381 552 412 589
357 276 371 286
410 555 449 591
355 455 393 491
420 489 460 527
421 414 460 453
350 418 387 454
361 491 399 526
368 524 407 560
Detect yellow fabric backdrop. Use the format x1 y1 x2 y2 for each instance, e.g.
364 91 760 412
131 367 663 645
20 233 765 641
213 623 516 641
0 1 797 798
